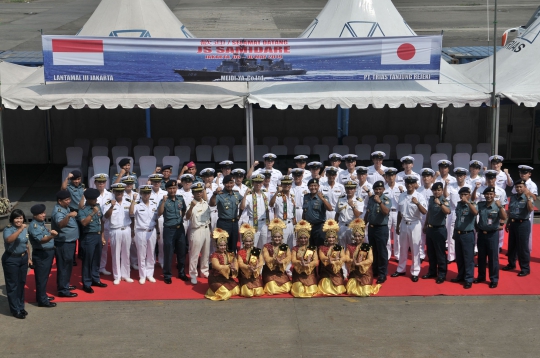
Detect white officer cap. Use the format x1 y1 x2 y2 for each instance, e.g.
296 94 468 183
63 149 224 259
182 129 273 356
180 174 194 181
307 161 323 168
404 175 418 183
342 154 358 161
518 165 534 171
92 173 109 181
251 173 265 182
148 173 163 182
232 168 246 175
400 156 414 162
328 153 342 160
139 185 152 192
437 159 452 166
324 166 340 173
111 183 127 190
200 168 215 176
294 155 308 160
384 167 398 175
453 167 469 175
290 168 305 175
469 160 483 168
262 153 277 160
371 151 385 158
355 166 368 173
489 155 504 162
421 168 435 176
121 175 136 183
484 169 498 177
219 160 234 166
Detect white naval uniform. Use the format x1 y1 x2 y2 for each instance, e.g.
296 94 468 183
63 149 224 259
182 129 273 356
446 182 472 261
124 191 138 269
367 165 387 185
337 170 357 185
301 169 312 185
261 186 276 221
132 200 158 280
416 185 434 260
188 199 211 279
178 187 193 236
466 175 485 188
319 181 345 220
243 192 270 248
253 167 283 191
512 178 538 252
384 183 404 260
396 171 421 184
292 183 309 223
150 188 167 267
475 185 508 248
234 183 250 227
397 190 427 276
104 198 132 281
495 170 513 189
435 174 457 185
335 195 364 247
97 190 114 273
272 193 296 247
436 175 457 254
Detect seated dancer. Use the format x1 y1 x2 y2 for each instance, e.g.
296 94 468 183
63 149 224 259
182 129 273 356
317 219 347 295
290 220 320 298
262 219 292 295
204 229 240 301
237 223 265 298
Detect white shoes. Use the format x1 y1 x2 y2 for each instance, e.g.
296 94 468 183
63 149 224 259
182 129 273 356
191 277 198 285
147 277 156 283
113 279 120 285
139 278 145 285
122 277 134 283
100 269 111 275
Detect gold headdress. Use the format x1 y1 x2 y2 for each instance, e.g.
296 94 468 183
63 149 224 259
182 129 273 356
268 218 286 236
212 228 229 245
348 218 366 237
322 219 339 238
239 223 256 242
294 220 312 238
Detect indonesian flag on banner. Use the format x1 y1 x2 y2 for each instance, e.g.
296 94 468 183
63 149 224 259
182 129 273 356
380 38 432 65
52 39 104 66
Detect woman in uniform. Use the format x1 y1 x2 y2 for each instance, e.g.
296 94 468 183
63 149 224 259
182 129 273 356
204 228 240 301
237 223 265 297
290 220 320 298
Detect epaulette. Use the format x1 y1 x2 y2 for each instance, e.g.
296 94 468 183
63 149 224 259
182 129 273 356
290 193 295 197
33 223 37 228
82 183 86 189
276 193 282 197
136 201 141 204
339 194 346 198
356 197 363 202
105 200 111 204
6 224 11 228
57 209 62 212
126 198 131 202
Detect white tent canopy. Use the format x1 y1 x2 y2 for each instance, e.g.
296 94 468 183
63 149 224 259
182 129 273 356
77 0 194 38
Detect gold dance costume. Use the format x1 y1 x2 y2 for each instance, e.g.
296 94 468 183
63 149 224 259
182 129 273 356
345 243 381 296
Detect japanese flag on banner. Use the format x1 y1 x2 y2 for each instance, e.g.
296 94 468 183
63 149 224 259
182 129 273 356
381 38 432 65
52 39 104 66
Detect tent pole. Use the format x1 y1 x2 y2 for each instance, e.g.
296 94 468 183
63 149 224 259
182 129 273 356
439 107 445 143
494 95 500 155
145 108 151 138
490 0 498 155
343 108 350 137
245 101 254 169
337 106 343 143
46 109 52 163
0 105 8 198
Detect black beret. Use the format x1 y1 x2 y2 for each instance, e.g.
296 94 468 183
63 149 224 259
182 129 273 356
30 204 46 215
118 158 130 167
483 187 495 194
373 181 384 189
165 180 177 188
84 188 100 200
56 190 70 200
161 165 173 171
514 179 526 186
431 182 444 190
458 187 471 194
70 170 82 179
223 175 234 183
307 178 319 186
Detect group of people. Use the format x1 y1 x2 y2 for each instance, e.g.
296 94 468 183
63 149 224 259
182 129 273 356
2 151 536 314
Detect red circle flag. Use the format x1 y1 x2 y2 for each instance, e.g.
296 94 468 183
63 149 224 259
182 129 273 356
397 43 416 61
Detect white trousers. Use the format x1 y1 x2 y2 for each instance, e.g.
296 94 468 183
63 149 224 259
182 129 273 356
209 209 219 255
387 210 399 259
110 228 132 281
338 225 352 247
130 233 138 267
446 212 456 261
99 228 111 271
134 229 157 279
188 226 211 279
250 220 268 249
397 220 422 276
156 217 164 267
326 210 336 221
282 220 295 248
419 214 426 259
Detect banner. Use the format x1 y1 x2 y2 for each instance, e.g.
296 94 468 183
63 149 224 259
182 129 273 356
42 35 442 82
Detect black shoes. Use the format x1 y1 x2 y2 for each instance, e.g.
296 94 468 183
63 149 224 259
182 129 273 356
411 276 419 282
73 261 77 266
464 282 472 289
517 272 529 277
48 296 55 301
489 282 498 289
21 309 28 316
38 302 57 308
422 274 436 279
13 312 25 319
58 292 78 298
178 274 189 281
68 285 76 291
446 260 455 264
391 272 405 277
436 277 445 284
473 278 485 284
82 286 94 294
450 278 464 283
91 281 108 287
376 276 387 284
164 278 172 284
501 265 515 271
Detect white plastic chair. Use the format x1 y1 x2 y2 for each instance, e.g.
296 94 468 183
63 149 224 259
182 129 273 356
361 135 377 149
283 137 299 155
430 153 448 171
302 136 319 150
374 144 390 159
138 156 157 187
312 144 329 162
262 136 279 148
89 156 111 189
294 145 311 155
472 153 490 172
270 145 287 156
455 143 472 156
332 145 350 155
74 138 90 159
213 145 230 162
410 154 424 173
138 137 154 148
62 147 83 183
112 146 128 167
233 145 247 161
404 134 420 148
174 146 191 163
254 145 269 160
453 153 470 169
153 146 171 166
219 136 235 148
424 134 440 148
355 144 371 160
196 145 212 161
201 136 217 147
116 138 132 155
179 137 196 153
93 138 108 148
133 145 151 165
158 138 175 152
322 136 338 148
343 136 358 154
436 143 453 161
415 144 432 166
477 143 492 155
396 143 413 159
91 146 108 158
162 156 180 177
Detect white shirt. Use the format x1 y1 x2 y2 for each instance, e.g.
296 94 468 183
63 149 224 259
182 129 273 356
253 168 282 190
355 181 373 204
398 191 427 222
188 199 211 229
292 183 309 212
367 165 387 184
301 169 312 185
435 174 457 185
512 178 538 196
244 192 269 221
178 187 194 207
396 171 421 184
337 169 357 184
150 188 167 205
261 185 276 201
466 175 485 188
384 183 404 211
205 183 219 212
272 193 296 221
475 185 508 205
233 183 249 197
124 191 136 217
96 190 114 230
416 185 434 203
495 170 512 189
133 200 158 230
447 182 472 211
319 181 345 211
104 198 131 229
335 195 364 224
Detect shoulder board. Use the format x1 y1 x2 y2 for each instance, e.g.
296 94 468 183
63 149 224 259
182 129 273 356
126 198 131 202
290 193 294 197
339 194 346 198
136 201 141 204
356 197 363 202
105 200 111 204
107 189 112 193
82 183 86 189
33 223 37 228
6 224 11 228
57 208 62 212
132 172 136 175
277 193 282 197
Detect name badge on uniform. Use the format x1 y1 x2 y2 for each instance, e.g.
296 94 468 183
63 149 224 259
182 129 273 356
487 218 492 225
460 216 465 223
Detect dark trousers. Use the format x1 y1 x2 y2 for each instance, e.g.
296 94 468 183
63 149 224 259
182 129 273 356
1 252 28 314
310 222 325 247
32 249 54 304
454 231 475 283
368 225 389 278
507 221 531 273
426 226 448 279
55 241 76 294
217 219 239 253
80 233 102 287
162 226 186 280
477 230 499 283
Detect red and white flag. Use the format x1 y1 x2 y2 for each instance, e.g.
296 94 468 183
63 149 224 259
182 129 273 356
52 39 104 66
381 38 432 65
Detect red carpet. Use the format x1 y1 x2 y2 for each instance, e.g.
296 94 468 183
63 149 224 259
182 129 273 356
23 224 540 302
